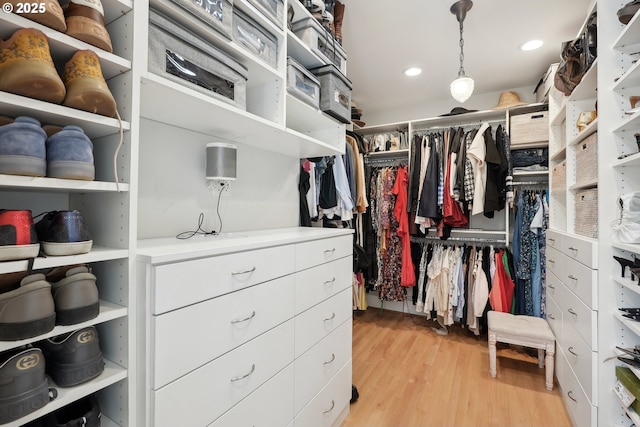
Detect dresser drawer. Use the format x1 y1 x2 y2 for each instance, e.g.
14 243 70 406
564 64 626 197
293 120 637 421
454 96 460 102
546 246 564 280
153 244 295 314
561 285 597 351
546 230 563 250
556 349 596 427
294 319 352 414
562 233 598 269
296 235 352 271
563 255 597 310
562 321 597 405
209 363 295 427
546 292 562 344
153 274 295 388
153 319 295 427
546 270 563 308
295 287 352 358
295 256 352 315
294 360 352 427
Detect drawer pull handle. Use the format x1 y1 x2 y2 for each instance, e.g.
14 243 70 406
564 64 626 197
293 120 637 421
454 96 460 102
548 238 556 242
548 259 555 263
568 275 578 281
231 311 256 324
548 284 555 289
322 400 335 414
568 308 578 316
324 312 336 321
232 266 256 276
568 391 577 402
568 346 578 356
324 248 336 255
568 246 578 252
548 314 555 320
230 364 255 382
323 353 336 365
324 277 336 285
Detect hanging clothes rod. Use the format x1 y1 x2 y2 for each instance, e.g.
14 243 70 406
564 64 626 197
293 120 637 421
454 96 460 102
511 180 548 186
365 158 407 167
413 119 506 134
410 235 507 245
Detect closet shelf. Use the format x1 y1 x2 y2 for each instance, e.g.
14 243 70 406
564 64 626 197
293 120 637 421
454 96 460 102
612 152 640 168
550 103 567 126
0 300 126 352
5 359 127 427
612 241 640 255
513 170 550 177
614 310 640 338
613 276 640 297
357 122 409 136
613 10 640 55
0 175 129 193
626 406 640 426
569 180 598 191
550 146 567 161
612 59 640 92
567 121 598 147
0 247 129 275
286 94 346 142
613 111 640 134
567 60 598 102
286 30 329 71
367 149 410 158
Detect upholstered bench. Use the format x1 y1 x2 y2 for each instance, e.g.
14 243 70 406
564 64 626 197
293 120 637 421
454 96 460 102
487 310 556 391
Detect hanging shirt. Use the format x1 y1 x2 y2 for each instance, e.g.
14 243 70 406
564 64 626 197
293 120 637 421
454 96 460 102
467 123 489 216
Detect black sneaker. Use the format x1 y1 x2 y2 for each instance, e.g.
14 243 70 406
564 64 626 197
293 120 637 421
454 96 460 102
45 265 99 326
0 347 53 424
37 326 104 387
47 393 101 427
34 211 92 256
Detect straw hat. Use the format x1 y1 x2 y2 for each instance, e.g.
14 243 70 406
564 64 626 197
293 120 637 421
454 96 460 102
491 91 527 110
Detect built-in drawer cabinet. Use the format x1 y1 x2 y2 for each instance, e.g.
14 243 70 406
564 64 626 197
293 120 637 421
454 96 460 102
563 255 597 310
294 319 352 414
547 230 563 251
295 256 352 315
546 246 564 282
295 287 352 358
560 283 597 351
546 291 562 341
152 274 295 388
209 364 295 427
556 348 596 427
562 321 597 405
153 244 295 314
296 235 352 271
153 319 295 427
294 361 352 427
562 233 598 270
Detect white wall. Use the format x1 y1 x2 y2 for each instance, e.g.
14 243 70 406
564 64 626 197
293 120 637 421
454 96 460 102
137 119 300 239
362 85 538 126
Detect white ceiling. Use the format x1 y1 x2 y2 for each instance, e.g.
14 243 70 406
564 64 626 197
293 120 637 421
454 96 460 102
339 0 594 122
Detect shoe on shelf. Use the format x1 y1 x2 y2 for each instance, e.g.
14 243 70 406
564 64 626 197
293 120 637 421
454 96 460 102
0 28 66 104
62 50 117 117
37 326 104 387
45 393 101 427
35 210 93 256
45 264 99 325
0 347 53 424
0 273 56 340
46 124 95 180
0 116 47 177
64 0 113 52
0 209 41 261
6 0 67 32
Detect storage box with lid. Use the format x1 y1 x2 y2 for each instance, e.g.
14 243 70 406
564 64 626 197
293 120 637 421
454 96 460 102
534 63 559 103
575 132 598 186
551 160 566 193
287 57 320 109
292 17 347 74
310 64 352 124
574 188 598 238
246 0 284 28
232 8 278 68
153 0 233 40
148 9 248 110
510 110 549 148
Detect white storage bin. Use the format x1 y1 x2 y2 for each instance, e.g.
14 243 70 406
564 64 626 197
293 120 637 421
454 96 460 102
155 0 233 39
149 9 248 110
232 8 278 68
310 63 352 124
247 0 284 28
292 17 347 74
287 57 320 109
510 110 549 148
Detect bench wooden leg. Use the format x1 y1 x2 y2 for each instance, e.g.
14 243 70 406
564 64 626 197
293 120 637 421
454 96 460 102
489 332 497 378
537 348 544 368
545 341 555 391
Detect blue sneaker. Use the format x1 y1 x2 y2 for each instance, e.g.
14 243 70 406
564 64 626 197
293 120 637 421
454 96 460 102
46 125 95 181
0 116 46 177
35 210 92 256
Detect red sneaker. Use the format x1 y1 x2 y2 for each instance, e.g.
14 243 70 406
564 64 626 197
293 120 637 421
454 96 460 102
0 210 40 261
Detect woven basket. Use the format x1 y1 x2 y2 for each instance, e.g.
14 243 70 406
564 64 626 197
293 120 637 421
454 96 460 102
574 188 598 238
552 161 566 193
575 132 598 186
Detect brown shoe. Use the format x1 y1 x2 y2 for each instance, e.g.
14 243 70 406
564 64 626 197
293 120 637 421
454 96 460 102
62 49 116 117
7 0 67 32
0 28 66 103
64 0 113 53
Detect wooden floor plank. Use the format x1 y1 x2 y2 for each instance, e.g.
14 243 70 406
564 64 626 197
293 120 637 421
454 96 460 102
342 309 572 427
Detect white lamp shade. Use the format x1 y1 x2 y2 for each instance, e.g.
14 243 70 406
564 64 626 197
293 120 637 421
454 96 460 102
450 75 475 103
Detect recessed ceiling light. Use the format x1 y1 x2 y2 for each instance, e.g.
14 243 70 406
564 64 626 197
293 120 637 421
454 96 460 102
404 67 422 77
519 39 544 51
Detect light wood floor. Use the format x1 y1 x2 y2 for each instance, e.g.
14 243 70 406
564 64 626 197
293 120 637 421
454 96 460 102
341 308 572 427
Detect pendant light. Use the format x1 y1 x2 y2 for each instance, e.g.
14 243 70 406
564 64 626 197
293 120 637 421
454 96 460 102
449 0 474 103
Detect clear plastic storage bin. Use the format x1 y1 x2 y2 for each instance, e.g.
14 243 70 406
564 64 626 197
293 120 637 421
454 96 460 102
286 57 320 109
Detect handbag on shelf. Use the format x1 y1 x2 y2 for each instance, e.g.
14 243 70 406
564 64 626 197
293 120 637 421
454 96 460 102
554 12 597 96
612 192 640 243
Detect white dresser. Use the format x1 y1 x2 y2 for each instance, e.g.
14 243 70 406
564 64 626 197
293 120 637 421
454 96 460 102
136 227 353 427
546 230 598 426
